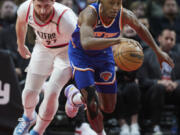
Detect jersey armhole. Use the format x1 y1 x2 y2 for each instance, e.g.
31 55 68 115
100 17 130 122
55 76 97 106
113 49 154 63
120 6 123 31
25 1 32 23
57 9 68 35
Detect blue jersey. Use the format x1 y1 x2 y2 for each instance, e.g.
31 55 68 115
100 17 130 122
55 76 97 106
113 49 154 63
68 2 122 93
69 2 122 63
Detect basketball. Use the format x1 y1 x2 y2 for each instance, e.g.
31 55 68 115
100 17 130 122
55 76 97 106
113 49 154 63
113 40 144 71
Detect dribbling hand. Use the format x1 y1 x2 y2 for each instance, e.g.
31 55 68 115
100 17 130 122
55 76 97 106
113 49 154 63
18 45 31 59
156 49 174 68
120 38 143 50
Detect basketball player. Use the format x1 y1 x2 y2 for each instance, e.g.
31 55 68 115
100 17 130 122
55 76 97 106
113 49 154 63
13 0 77 135
64 0 174 135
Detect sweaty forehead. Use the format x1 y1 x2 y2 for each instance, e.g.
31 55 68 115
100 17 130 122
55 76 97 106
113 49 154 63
34 0 53 3
34 0 54 5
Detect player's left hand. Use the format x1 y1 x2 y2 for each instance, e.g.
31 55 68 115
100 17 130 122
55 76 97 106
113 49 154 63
156 49 174 68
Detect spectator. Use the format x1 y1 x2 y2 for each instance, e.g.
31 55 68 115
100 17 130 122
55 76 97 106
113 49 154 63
0 0 17 30
121 16 151 51
74 0 87 13
14 0 24 6
115 69 141 135
130 1 147 18
60 0 79 13
138 17 151 50
137 28 180 135
149 0 180 42
0 1 30 82
146 0 163 18
61 0 73 9
0 24 21 80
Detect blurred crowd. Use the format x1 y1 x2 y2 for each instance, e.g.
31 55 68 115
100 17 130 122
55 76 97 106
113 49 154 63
1 0 180 135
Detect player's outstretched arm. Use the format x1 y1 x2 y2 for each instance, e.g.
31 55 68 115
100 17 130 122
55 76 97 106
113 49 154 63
79 6 122 50
16 17 31 59
121 8 174 68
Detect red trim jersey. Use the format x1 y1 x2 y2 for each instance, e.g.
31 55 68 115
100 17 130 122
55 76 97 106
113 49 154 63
17 0 77 48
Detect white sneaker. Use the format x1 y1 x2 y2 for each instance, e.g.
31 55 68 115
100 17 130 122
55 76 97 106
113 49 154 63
13 113 37 135
120 124 130 135
152 125 163 135
75 123 97 135
64 84 80 118
130 123 140 135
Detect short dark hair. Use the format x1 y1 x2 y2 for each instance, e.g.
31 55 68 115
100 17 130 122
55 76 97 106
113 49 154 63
160 27 176 35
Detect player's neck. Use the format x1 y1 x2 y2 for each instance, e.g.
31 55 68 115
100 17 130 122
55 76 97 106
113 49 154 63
101 13 113 25
99 5 114 26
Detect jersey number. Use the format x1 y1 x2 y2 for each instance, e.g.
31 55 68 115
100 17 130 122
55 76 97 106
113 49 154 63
46 39 57 45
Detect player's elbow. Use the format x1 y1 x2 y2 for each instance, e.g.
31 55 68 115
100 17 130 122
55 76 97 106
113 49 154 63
81 39 91 50
137 23 147 35
82 44 91 50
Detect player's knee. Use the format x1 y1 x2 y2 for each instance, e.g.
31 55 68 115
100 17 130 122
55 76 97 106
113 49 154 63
83 86 100 119
101 99 116 113
103 104 115 113
22 89 39 107
87 99 100 120
45 91 59 100
22 88 39 100
44 82 60 100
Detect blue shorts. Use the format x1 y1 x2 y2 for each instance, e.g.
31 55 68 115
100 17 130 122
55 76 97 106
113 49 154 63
68 42 117 94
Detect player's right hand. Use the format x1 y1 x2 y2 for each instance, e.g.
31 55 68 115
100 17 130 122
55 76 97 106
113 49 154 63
119 37 143 50
18 45 31 59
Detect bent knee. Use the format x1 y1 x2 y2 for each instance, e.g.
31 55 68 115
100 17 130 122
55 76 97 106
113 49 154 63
102 104 115 113
22 89 39 99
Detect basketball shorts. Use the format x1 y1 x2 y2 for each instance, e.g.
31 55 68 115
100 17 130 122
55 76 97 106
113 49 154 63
68 45 117 94
27 43 70 76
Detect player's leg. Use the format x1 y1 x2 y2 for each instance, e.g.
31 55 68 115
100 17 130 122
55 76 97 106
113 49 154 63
30 67 71 135
96 85 117 113
90 62 117 134
13 44 54 135
65 68 105 134
95 62 117 113
95 84 117 135
65 43 105 134
64 69 94 118
65 87 106 135
81 86 105 135
83 84 117 135
74 106 97 135
13 73 49 135
30 48 72 135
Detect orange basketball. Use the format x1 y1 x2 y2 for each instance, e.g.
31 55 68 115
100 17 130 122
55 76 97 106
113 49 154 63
113 40 144 71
